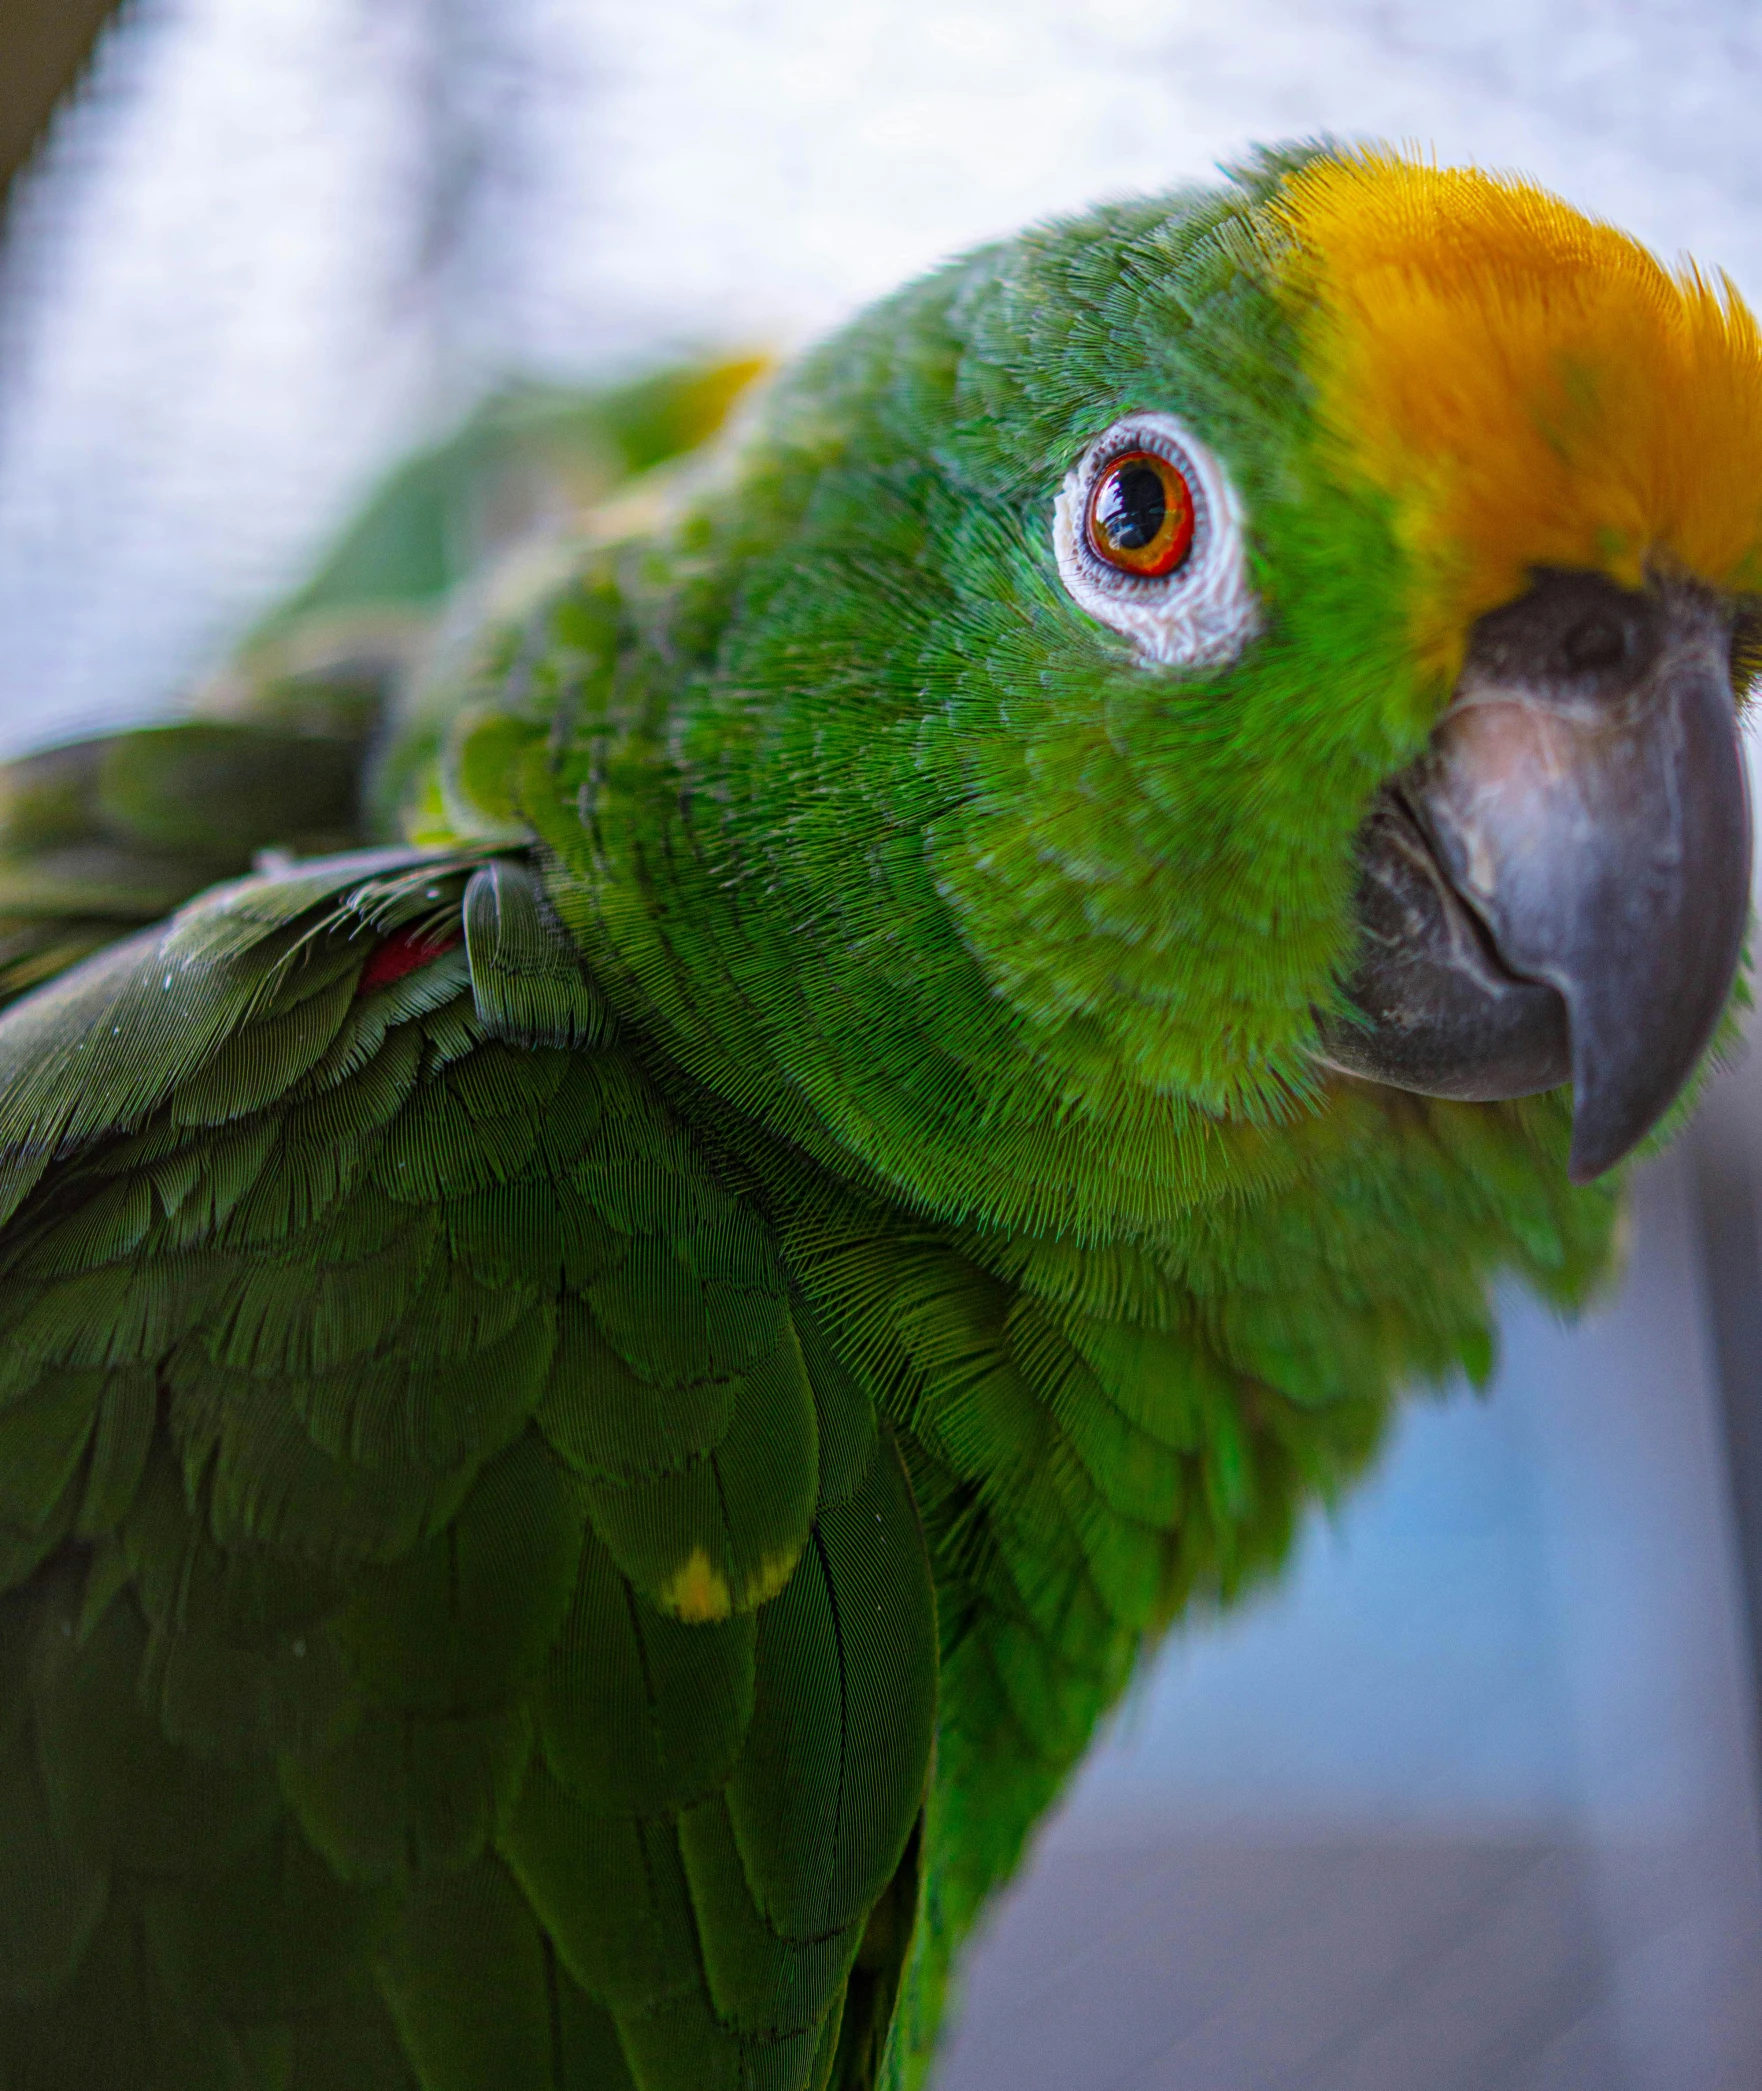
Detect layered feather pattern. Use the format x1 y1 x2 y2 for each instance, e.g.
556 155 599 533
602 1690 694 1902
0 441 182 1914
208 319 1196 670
0 846 934 2090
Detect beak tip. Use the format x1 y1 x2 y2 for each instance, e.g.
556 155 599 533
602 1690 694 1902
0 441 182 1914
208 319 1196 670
1330 574 1750 1182
1566 1092 1662 1185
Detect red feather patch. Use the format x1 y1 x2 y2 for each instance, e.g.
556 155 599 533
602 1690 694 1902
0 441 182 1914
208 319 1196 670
355 927 463 996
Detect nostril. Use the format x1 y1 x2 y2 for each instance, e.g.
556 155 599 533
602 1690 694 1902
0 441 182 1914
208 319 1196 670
1562 616 1627 673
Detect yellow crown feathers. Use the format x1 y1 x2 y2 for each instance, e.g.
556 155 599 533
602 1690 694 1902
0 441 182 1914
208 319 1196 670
1270 150 1762 687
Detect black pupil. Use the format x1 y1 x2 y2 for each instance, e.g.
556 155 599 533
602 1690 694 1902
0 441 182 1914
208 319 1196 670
1097 461 1166 550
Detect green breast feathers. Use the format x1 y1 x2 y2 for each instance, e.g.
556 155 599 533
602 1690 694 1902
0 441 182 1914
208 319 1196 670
0 142 1753 2090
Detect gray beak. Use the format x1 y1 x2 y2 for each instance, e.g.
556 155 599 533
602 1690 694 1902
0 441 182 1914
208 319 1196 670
1317 571 1752 1182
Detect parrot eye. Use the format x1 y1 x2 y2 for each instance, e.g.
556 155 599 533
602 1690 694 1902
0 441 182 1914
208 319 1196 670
1054 413 1259 669
1087 452 1196 577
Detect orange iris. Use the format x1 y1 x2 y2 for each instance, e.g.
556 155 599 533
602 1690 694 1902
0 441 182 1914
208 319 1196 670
1086 451 1196 577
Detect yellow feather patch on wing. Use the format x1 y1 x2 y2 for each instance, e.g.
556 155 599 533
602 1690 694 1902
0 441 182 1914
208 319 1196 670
661 1546 733 1623
1270 149 1762 685
657 1544 799 1623
738 1547 801 1610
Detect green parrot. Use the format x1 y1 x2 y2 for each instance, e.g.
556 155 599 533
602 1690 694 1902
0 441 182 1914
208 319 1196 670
0 141 1756 2090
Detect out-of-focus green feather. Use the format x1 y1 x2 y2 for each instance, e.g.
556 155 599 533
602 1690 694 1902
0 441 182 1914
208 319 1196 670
264 364 769 638
0 667 389 1015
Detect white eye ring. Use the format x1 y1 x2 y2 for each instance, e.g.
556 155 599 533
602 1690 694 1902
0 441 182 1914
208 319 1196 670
1053 412 1259 669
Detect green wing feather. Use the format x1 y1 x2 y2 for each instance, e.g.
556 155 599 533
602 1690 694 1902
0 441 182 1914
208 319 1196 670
0 703 382 1014
0 844 936 2091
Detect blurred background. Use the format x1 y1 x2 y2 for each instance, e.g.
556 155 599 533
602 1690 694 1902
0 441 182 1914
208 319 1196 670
4 4 1762 2087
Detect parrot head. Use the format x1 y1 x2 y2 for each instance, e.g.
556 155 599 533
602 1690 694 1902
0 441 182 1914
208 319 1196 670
1259 150 1756 1183
549 144 1760 1236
